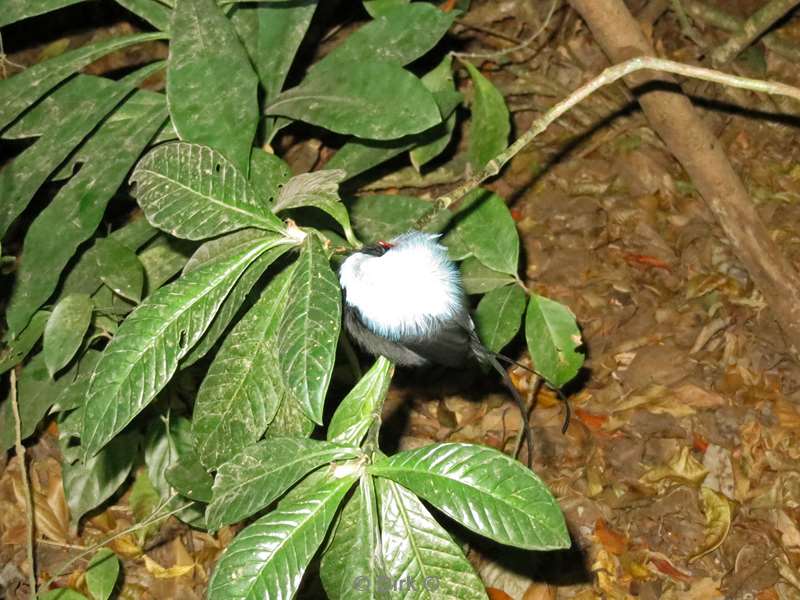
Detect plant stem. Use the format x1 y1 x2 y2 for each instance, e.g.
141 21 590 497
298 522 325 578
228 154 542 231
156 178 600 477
413 55 800 229
10 368 37 597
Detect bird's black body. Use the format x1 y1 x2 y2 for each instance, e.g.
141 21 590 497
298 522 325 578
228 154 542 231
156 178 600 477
339 232 535 466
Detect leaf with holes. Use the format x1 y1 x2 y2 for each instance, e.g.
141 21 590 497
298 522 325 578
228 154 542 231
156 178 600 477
131 142 285 240
206 438 359 530
207 471 357 600
525 294 583 388
369 443 570 550
80 235 290 459
278 235 341 424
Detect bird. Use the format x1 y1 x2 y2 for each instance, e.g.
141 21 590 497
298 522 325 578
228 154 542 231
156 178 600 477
338 230 535 466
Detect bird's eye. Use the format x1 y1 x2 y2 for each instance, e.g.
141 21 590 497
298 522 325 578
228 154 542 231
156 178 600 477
377 240 393 250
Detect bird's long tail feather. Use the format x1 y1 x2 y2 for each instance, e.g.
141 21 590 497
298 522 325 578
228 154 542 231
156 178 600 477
481 350 534 468
492 352 572 435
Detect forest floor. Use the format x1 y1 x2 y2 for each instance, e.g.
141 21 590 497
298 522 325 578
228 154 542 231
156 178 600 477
4 0 800 599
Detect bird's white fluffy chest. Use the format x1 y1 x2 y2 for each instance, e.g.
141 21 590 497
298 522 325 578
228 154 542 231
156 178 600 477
339 233 465 340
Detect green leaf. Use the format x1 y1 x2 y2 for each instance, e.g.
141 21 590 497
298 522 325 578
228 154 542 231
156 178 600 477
444 190 518 275
0 0 87 27
5 94 166 334
320 474 385 599
128 469 162 540
369 443 570 550
168 0 258 172
207 471 357 600
206 438 360 530
525 295 583 388
328 357 393 447
248 148 292 203
115 0 171 31
229 1 316 104
86 547 120 600
38 590 89 600
278 235 341 424
474 284 527 353
459 257 514 294
192 264 294 469
0 311 49 375
266 60 440 141
52 350 102 413
95 238 146 303
165 446 214 502
131 142 285 240
62 433 138 527
363 0 408 18
43 294 93 377
376 478 488 600
347 195 451 243
80 235 290 458
1 78 137 240
180 238 293 367
317 4 454 69
325 137 420 181
464 62 510 170
138 236 195 295
143 415 193 499
272 170 358 245
59 218 157 300
0 32 165 132
264 389 315 439
0 354 75 451
411 55 461 172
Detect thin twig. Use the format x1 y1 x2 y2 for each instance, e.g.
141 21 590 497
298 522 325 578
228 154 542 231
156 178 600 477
670 0 706 47
454 0 560 60
684 0 800 63
39 495 191 594
413 55 800 229
10 369 37 597
711 0 800 65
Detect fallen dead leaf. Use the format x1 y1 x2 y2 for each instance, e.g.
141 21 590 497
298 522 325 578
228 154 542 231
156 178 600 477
689 487 732 563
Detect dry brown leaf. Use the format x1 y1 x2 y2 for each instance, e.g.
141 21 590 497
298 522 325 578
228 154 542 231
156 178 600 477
640 446 708 486
689 487 732 563
110 533 143 559
522 582 557 600
595 518 628 555
143 555 195 579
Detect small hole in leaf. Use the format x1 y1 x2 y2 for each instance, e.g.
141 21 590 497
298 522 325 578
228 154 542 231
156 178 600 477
179 330 188 349
214 163 221 174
